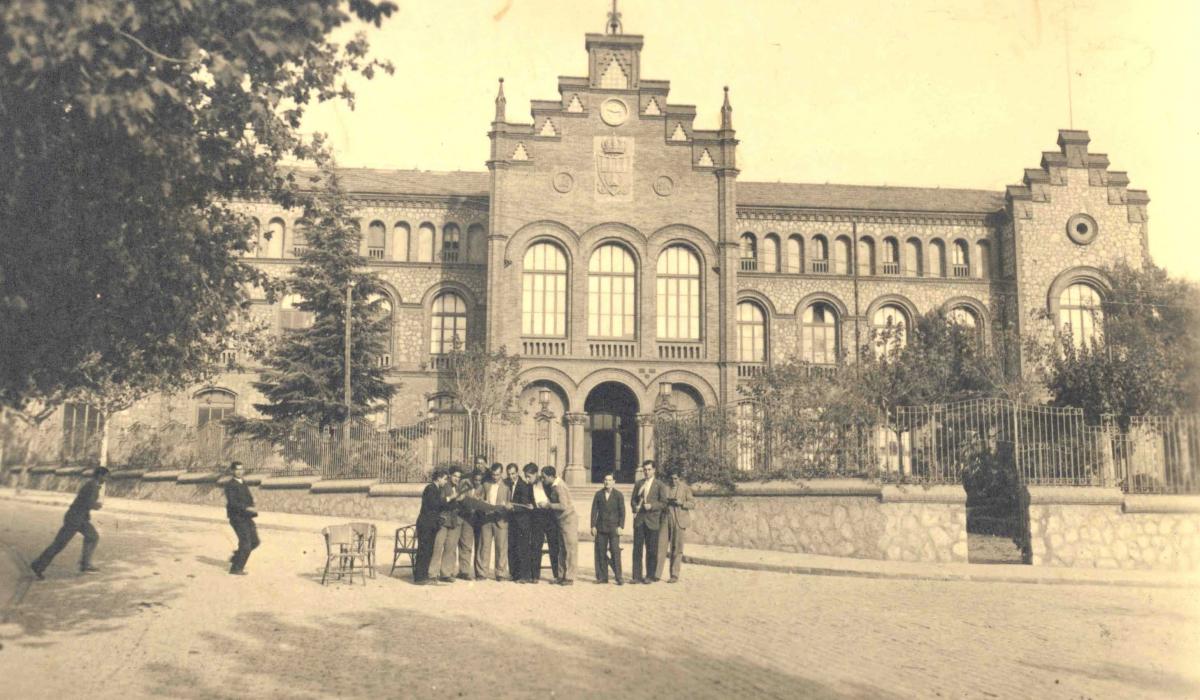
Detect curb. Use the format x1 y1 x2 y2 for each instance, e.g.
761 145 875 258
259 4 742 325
0 542 33 622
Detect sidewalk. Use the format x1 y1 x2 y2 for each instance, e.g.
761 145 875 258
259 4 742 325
3 487 1198 590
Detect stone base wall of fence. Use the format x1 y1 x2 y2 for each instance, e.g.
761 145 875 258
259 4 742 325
1028 487 1200 571
688 481 968 563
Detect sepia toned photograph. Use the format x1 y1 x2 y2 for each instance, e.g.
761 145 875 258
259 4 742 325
1 1 1198 698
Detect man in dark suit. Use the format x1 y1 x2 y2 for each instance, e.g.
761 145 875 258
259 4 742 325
662 469 696 583
30 466 109 578
414 467 450 584
504 463 521 580
630 459 668 583
590 472 625 584
223 461 260 575
508 463 537 583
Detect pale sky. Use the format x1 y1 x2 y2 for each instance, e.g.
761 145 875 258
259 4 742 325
304 0 1200 280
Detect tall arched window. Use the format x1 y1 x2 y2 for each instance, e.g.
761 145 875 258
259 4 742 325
587 243 636 338
367 221 387 260
882 238 900 275
834 236 852 274
977 240 992 279
762 234 780 273
737 301 767 363
368 293 395 359
739 233 757 272
952 240 970 278
1059 282 1104 348
872 303 910 356
280 294 313 331
416 223 436 262
801 302 839 364
905 238 923 277
811 235 830 273
264 218 285 258
786 235 803 273
467 223 486 263
196 389 236 428
430 292 468 354
656 245 701 341
393 222 411 262
442 223 461 262
857 237 876 276
948 305 983 342
930 239 947 277
522 242 568 337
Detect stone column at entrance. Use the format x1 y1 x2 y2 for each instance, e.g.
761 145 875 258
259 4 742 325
636 414 655 467
564 412 588 485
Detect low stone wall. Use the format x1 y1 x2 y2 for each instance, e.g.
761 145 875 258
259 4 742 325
689 481 967 563
1028 487 1200 571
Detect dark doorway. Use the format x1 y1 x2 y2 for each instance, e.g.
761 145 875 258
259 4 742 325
585 382 640 483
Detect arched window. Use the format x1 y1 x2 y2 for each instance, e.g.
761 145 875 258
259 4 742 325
762 234 780 273
736 301 767 363
291 222 308 258
948 305 983 342
857 237 876 276
442 223 461 262
977 240 992 279
196 389 236 428
367 221 387 260
881 238 900 275
280 293 313 331
467 223 487 263
872 303 910 356
811 235 830 273
1059 282 1104 348
656 245 701 341
247 218 261 257
416 223 436 262
905 238 923 277
393 222 411 262
834 236 852 275
428 393 462 414
786 235 804 273
952 240 970 278
430 291 468 354
368 293 395 359
262 218 285 258
587 243 636 338
930 239 947 278
801 302 839 364
522 242 568 337
739 233 757 272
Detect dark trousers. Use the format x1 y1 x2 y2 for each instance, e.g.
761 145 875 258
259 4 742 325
229 517 260 572
32 518 98 572
632 521 660 581
594 530 622 582
414 523 440 581
526 513 557 581
507 516 522 580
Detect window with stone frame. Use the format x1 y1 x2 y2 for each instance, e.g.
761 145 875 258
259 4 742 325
522 242 568 337
801 302 839 365
1058 282 1104 348
656 245 702 341
872 303 910 357
196 389 236 429
442 223 461 262
587 243 637 338
737 301 767 363
739 233 757 272
430 291 468 354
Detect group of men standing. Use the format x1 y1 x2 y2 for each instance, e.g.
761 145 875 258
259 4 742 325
413 458 695 586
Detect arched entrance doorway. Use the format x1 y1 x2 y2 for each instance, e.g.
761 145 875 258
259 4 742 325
584 382 640 483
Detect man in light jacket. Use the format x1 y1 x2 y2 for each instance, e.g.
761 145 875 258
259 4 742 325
475 463 511 580
540 466 578 585
661 469 696 583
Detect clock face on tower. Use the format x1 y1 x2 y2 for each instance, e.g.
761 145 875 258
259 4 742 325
600 98 629 126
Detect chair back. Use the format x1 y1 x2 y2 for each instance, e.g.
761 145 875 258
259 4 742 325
323 524 356 554
395 525 417 550
349 521 376 548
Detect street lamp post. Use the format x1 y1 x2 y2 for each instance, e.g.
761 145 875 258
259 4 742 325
344 280 356 446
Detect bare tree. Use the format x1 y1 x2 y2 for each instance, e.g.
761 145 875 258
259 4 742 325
443 345 524 461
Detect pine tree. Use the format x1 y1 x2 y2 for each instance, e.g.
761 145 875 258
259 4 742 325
234 164 396 438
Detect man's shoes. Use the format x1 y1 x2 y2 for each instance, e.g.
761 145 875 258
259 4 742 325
413 578 433 585
559 579 574 586
631 577 644 584
643 578 655 584
595 579 608 584
31 565 45 580
80 566 100 574
229 570 248 576
455 574 473 581
438 576 455 583
668 577 679 583
615 578 624 586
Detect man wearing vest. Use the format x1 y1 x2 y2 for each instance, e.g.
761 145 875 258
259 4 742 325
630 460 668 583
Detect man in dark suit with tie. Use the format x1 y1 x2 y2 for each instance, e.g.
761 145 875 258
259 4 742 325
30 466 109 578
630 459 668 583
223 461 259 576
504 463 521 580
414 467 450 584
509 463 537 583
590 472 625 584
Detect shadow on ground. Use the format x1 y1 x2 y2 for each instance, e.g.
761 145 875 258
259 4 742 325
142 607 891 700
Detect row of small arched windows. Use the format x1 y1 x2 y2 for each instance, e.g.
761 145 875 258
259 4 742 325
739 233 993 280
246 218 487 263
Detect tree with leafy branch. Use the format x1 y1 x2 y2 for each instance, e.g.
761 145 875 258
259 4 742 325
0 0 396 424
230 165 395 441
442 344 524 462
1027 262 1200 426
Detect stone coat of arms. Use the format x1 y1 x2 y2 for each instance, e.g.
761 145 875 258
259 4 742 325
595 133 633 201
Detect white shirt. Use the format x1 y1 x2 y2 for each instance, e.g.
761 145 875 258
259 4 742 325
639 475 654 498
532 481 551 507
486 482 500 505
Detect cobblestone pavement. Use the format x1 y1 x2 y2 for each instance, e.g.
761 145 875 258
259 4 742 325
1 499 1198 700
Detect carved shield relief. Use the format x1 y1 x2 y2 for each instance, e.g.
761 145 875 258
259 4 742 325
594 134 634 202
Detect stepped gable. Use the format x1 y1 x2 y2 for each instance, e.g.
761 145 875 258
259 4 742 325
738 181 1005 215
1005 129 1149 223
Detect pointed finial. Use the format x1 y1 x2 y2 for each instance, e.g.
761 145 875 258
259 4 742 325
607 0 623 34
720 86 733 130
494 77 506 122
